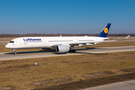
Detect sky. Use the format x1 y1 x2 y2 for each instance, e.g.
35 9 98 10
0 0 135 34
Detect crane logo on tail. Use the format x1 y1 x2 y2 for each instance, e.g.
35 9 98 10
104 28 108 33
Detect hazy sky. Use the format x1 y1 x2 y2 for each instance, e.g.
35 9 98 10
0 0 135 34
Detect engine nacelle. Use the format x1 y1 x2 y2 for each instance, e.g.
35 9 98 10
56 45 70 53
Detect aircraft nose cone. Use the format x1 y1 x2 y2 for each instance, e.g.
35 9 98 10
5 44 9 48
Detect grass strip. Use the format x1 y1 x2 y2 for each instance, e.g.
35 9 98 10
1 51 135 89
33 72 135 90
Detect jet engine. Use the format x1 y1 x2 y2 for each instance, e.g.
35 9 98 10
56 45 70 53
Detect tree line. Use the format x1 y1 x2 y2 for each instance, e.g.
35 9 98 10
0 33 134 37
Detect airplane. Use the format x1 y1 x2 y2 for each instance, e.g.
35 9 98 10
5 23 130 55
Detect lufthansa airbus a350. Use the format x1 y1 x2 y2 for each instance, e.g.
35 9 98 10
5 23 130 55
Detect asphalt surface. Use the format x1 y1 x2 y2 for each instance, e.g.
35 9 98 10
81 80 135 90
0 46 135 60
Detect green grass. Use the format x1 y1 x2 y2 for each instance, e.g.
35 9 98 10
0 51 135 89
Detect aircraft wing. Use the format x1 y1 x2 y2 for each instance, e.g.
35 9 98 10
104 35 130 42
66 35 130 46
69 35 130 47
69 42 95 47
51 35 130 48
51 41 95 48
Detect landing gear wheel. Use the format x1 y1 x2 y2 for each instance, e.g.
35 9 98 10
14 51 17 55
13 49 17 55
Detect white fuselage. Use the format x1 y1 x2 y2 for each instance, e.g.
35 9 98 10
5 36 107 49
5 23 112 53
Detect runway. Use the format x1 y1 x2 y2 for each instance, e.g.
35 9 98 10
0 46 135 60
82 80 135 90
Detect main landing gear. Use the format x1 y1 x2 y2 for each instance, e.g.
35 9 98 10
69 47 76 53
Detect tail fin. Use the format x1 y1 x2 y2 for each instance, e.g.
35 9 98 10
98 23 111 37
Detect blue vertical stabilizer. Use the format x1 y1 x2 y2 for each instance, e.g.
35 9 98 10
98 23 111 37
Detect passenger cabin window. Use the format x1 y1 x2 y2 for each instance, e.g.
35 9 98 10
9 41 14 43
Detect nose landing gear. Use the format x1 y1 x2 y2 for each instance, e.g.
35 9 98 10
13 49 17 55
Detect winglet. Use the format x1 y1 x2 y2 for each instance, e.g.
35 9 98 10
98 23 111 38
119 35 130 41
124 35 130 40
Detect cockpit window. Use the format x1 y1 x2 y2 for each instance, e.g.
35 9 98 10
9 41 14 43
